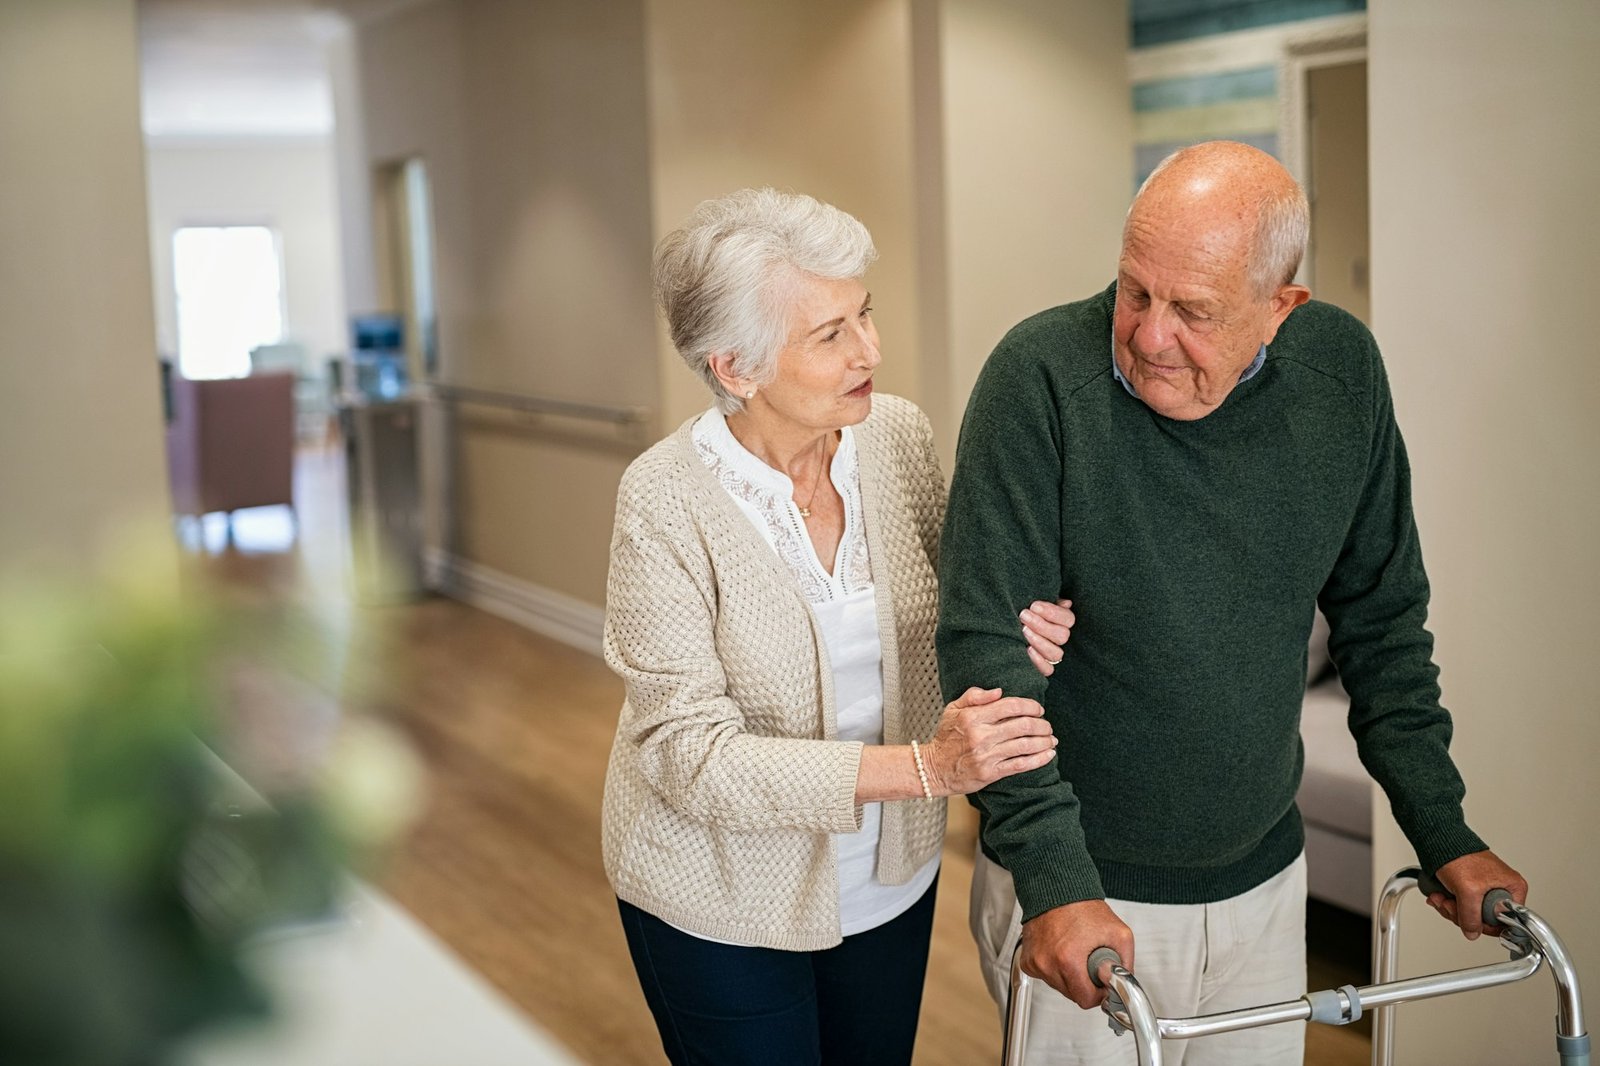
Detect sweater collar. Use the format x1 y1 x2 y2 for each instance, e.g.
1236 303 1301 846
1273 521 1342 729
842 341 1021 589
668 402 887 592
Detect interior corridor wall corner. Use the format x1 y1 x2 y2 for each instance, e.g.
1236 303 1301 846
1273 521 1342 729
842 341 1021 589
1367 2 1600 1062
644 0 925 432
928 0 1132 465
646 0 1134 464
347 0 658 616
346 0 1133 621
0 0 175 585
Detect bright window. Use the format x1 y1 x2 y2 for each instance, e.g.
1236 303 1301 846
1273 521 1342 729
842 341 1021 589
173 226 284 379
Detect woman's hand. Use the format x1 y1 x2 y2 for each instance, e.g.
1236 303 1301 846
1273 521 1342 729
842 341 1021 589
923 687 1056 797
1021 598 1075 677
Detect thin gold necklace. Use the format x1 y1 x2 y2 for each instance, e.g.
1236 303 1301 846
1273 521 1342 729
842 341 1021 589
796 438 830 519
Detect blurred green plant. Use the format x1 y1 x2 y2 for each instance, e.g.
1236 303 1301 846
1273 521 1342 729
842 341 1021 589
0 545 421 1066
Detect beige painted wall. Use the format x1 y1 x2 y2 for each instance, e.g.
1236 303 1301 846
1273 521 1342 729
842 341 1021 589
647 0 1133 461
145 137 347 367
645 0 924 430
457 0 657 409
933 0 1132 460
354 0 475 378
348 0 1131 608
352 0 657 605
448 0 656 604
325 19 379 320
1368 2 1600 1060
0 0 174 580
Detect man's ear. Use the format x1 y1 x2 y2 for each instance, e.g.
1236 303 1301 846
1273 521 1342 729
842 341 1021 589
1261 283 1312 345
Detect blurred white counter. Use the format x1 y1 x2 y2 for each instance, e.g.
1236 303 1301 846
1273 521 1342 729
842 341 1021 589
176 884 584 1066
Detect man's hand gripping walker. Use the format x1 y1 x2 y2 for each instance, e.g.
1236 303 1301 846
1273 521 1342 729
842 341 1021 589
1003 867 1588 1066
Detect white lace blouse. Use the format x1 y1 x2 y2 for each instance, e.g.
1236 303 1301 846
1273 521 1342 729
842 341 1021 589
685 408 940 940
692 407 872 601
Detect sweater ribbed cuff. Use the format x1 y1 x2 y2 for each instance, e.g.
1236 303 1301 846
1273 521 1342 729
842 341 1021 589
830 742 867 834
1394 803 1489 875
1003 840 1106 923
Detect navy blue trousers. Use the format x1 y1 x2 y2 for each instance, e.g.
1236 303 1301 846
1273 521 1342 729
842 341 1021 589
617 879 938 1066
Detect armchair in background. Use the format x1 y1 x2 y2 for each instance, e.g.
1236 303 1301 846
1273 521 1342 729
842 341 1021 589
250 341 334 441
166 373 296 540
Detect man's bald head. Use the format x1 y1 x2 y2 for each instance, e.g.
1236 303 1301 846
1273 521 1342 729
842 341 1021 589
1111 141 1312 420
1128 141 1309 299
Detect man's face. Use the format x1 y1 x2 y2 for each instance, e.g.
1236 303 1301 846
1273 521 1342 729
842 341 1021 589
1112 214 1303 421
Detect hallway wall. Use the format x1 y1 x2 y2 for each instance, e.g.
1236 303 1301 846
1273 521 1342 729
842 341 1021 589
642 0 1132 470
350 0 657 610
931 0 1132 464
0 0 174 583
644 0 925 429
145 137 347 368
345 0 1133 611
1367 1 1600 1060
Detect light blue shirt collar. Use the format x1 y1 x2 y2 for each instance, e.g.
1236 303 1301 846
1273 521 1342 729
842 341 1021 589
1111 343 1267 399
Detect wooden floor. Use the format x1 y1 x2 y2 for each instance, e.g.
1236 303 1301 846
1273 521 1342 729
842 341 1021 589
371 603 1013 1065
190 445 1372 1066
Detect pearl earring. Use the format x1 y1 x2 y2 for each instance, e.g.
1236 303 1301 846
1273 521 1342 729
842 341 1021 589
745 389 755 399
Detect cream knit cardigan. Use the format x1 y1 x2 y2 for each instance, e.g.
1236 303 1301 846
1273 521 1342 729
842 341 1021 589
601 394 948 950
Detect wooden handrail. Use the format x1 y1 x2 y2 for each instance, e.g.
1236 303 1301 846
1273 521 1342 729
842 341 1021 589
430 382 650 427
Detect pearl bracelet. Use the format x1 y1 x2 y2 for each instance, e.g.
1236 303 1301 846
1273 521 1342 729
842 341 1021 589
910 739 934 801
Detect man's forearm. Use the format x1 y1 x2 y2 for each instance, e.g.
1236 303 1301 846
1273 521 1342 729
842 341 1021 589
972 769 1105 919
937 336 1101 912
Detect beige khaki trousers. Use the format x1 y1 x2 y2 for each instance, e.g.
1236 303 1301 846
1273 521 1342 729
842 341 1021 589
971 845 1309 1065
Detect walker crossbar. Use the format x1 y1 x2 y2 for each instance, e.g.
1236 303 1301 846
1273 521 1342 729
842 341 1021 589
1001 867 1588 1066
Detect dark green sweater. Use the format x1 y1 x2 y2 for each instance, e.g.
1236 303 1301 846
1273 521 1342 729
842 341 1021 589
936 283 1487 921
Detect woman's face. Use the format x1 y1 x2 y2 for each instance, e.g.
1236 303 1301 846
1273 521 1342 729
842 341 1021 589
751 274 880 433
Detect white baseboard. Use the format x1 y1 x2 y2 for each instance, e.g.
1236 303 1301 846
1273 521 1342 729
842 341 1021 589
427 549 604 658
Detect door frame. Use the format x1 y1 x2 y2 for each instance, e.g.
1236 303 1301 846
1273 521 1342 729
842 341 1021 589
1278 19 1368 289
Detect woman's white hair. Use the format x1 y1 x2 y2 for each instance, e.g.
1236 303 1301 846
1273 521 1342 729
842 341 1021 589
652 188 877 414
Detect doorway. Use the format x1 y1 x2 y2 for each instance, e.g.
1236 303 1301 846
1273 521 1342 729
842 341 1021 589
1307 60 1370 325
1281 27 1370 326
372 157 441 386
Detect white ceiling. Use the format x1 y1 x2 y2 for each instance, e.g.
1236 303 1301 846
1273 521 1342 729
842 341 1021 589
138 0 343 138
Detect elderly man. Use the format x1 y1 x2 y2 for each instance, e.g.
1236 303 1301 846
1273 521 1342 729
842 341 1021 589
936 140 1527 1064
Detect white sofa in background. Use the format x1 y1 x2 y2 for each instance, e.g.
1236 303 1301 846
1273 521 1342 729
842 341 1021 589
1296 613 1373 915
1298 675 1372 914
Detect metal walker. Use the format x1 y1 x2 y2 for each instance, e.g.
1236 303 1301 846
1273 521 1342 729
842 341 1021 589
1003 867 1589 1065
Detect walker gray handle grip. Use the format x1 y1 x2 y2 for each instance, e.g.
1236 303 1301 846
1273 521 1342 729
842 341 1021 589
1417 870 1515 927
1087 946 1123 988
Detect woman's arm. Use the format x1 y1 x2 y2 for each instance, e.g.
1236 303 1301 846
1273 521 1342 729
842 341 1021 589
610 515 1061 822
855 687 1057 803
606 516 866 834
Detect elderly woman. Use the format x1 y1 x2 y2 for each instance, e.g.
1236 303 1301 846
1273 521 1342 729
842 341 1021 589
601 188 1074 1066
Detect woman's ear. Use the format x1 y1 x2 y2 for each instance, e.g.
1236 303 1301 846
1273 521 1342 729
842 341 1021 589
707 352 751 398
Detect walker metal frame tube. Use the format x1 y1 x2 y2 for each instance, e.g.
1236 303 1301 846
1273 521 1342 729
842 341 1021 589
1002 867 1588 1066
1372 867 1589 1066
